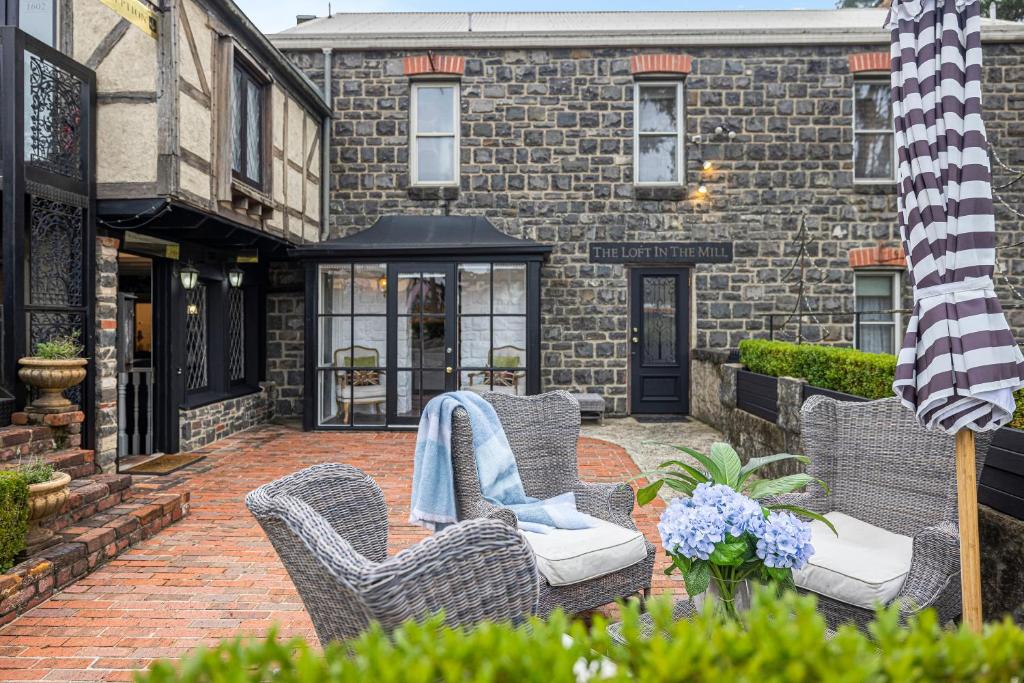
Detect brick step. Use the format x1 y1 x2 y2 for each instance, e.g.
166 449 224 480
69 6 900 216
0 489 190 624
42 448 97 481
42 472 134 533
0 425 57 463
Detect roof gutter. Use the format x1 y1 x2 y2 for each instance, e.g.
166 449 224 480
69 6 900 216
269 25 1024 50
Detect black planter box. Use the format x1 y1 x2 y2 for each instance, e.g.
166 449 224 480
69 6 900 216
981 427 1024 521
736 370 779 423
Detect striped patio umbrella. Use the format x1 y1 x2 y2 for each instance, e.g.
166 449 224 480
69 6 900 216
888 0 1024 630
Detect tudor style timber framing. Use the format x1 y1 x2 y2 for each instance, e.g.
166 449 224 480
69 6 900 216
68 0 330 244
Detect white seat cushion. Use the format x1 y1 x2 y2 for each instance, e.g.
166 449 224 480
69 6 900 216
794 511 914 611
521 519 648 587
349 385 385 402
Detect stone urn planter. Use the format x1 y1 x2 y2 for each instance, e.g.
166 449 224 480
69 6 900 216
24 471 71 553
18 358 88 410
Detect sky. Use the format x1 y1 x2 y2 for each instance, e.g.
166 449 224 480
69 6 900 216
235 0 837 34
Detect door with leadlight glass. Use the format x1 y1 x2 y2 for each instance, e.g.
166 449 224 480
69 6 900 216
629 268 690 414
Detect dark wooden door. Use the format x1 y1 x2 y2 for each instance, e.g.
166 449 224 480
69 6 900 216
629 268 690 414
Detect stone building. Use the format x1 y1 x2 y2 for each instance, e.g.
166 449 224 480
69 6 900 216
1 0 329 467
270 8 1024 423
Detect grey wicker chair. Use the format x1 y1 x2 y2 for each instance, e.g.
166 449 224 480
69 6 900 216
246 463 540 644
450 390 655 616
773 395 991 630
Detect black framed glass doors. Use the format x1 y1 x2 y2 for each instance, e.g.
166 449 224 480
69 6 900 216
312 259 540 430
387 264 457 425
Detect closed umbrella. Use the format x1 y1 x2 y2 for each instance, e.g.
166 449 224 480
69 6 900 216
888 0 1024 631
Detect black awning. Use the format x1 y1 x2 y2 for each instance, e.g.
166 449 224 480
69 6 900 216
97 199 294 256
288 215 552 259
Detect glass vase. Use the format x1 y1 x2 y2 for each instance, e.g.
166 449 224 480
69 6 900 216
693 576 752 621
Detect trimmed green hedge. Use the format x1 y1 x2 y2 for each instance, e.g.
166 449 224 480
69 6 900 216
739 339 897 400
738 339 1024 429
0 471 28 572
135 592 1024 682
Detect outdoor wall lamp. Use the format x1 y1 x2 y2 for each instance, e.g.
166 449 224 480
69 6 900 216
186 303 199 316
228 266 245 289
378 276 388 292
179 263 199 291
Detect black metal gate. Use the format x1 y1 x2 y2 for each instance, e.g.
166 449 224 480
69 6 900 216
0 28 95 436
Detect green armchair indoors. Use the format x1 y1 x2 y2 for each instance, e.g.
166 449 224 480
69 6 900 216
334 346 386 424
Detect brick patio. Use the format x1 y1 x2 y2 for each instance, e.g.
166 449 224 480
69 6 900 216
0 425 673 682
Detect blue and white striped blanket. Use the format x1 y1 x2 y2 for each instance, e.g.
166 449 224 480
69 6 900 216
409 391 598 533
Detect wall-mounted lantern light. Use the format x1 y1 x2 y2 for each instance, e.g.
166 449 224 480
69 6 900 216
187 303 199 316
228 266 245 289
179 263 199 291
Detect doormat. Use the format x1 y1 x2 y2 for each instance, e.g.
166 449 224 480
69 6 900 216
123 453 205 475
631 415 690 424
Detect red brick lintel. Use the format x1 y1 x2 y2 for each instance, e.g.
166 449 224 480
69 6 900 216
403 54 466 77
849 245 906 269
848 52 889 74
630 53 692 76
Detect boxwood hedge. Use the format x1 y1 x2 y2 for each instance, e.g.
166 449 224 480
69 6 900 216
738 339 1024 428
0 470 28 572
136 591 1024 683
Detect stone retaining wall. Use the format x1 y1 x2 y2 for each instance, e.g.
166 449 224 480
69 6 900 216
691 348 1024 623
178 384 275 453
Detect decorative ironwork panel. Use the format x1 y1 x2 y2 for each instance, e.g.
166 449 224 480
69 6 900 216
642 276 677 365
28 311 85 406
26 53 84 179
185 284 208 391
28 195 83 307
228 288 245 382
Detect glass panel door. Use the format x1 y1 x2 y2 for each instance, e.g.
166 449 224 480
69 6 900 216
389 264 456 424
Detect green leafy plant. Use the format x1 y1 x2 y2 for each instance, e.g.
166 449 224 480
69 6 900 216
632 442 833 619
31 331 83 360
0 471 29 572
134 591 1024 683
739 339 898 400
15 457 55 486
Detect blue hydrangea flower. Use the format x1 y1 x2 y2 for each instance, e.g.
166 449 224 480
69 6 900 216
755 510 815 570
689 483 764 537
657 496 726 561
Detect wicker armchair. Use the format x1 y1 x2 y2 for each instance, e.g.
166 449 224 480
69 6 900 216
450 390 655 616
774 395 991 630
246 463 540 643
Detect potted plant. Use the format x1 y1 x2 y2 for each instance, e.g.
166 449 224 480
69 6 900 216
634 443 834 621
18 332 86 410
14 458 70 554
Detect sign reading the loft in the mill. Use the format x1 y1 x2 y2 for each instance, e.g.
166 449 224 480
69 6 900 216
589 242 734 264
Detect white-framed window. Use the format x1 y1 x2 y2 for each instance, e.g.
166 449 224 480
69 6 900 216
853 78 895 183
634 81 685 186
410 82 460 186
854 271 902 355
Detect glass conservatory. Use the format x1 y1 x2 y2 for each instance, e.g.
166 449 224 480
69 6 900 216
291 216 551 429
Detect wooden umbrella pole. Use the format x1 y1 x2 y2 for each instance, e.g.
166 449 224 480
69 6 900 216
955 428 983 632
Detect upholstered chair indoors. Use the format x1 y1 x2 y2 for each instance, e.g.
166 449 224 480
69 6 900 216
246 463 539 643
450 391 655 616
772 395 991 630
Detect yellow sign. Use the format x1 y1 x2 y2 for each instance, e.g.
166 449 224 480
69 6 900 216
99 0 158 39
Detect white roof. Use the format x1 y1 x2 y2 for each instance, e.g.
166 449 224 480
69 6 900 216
270 9 1024 50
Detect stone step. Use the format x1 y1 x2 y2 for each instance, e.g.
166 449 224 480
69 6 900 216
43 449 97 481
1 488 190 624
42 472 134 533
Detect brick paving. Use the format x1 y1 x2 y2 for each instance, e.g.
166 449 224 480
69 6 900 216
0 425 674 682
